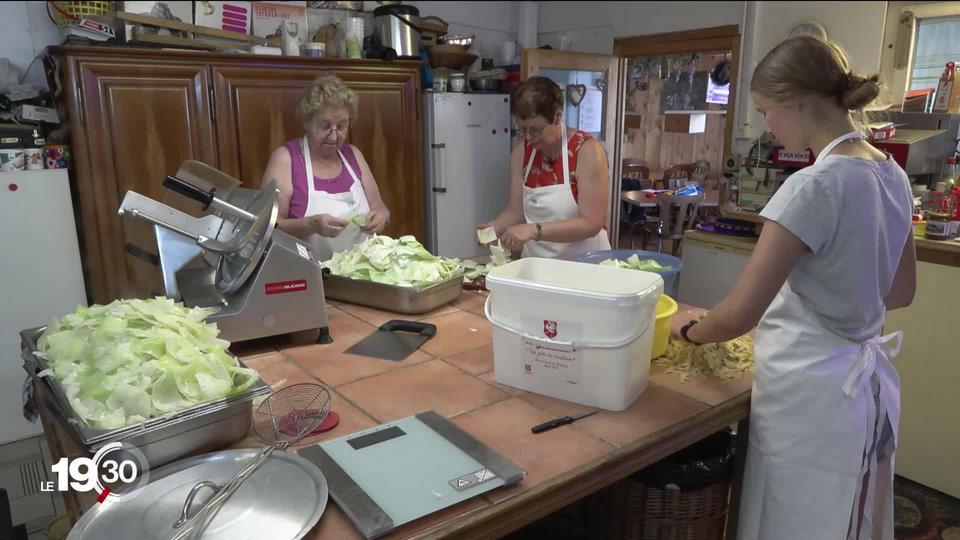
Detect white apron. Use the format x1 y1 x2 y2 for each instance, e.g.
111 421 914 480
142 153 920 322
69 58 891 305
738 132 903 540
520 123 611 260
300 136 370 261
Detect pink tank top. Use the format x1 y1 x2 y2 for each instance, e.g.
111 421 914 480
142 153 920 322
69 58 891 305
284 140 361 219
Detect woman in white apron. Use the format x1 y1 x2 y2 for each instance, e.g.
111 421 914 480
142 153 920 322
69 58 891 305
674 36 917 539
479 76 610 259
261 75 390 261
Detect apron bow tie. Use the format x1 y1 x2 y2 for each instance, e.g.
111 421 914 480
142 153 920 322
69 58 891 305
842 332 903 399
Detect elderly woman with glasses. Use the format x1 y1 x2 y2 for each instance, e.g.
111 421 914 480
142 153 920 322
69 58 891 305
261 75 390 260
478 76 610 259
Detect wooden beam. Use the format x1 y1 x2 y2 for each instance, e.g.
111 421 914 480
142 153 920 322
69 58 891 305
614 25 740 53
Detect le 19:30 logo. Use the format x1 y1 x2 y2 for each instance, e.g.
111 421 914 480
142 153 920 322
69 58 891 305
42 442 151 503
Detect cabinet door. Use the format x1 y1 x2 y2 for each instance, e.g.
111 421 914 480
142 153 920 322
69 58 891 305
212 65 423 239
76 61 216 302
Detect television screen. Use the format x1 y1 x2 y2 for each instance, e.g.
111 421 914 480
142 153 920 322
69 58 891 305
706 77 729 106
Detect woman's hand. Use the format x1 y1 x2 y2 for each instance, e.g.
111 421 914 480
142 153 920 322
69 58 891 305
311 214 348 237
363 209 389 234
500 223 537 253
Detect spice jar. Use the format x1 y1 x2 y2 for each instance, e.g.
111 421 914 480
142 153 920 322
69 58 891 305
926 212 952 240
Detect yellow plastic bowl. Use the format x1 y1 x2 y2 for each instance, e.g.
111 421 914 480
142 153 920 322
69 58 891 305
652 294 678 359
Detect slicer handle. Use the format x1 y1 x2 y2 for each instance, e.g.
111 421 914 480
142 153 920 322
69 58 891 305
164 176 215 210
380 320 437 338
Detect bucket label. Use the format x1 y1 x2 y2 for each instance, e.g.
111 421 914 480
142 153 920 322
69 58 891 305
521 337 582 386
523 317 583 343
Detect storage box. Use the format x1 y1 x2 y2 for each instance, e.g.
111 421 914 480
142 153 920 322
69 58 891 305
122 1 194 39
253 1 308 44
195 1 252 34
484 258 662 411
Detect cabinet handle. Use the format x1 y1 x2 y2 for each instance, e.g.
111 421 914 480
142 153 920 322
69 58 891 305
431 143 445 193
208 86 216 123
75 79 85 127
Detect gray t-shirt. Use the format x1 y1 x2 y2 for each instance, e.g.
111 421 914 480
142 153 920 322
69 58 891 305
760 155 913 341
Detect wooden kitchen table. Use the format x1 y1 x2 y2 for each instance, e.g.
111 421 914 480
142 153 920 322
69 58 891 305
36 294 752 540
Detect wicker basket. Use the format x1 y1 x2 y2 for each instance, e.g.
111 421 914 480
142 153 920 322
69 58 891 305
624 480 731 540
48 1 113 26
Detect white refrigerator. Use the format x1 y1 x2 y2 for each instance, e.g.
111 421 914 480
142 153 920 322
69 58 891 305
423 93 513 259
0 169 87 445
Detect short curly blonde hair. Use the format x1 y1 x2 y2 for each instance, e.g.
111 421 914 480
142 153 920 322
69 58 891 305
297 75 359 121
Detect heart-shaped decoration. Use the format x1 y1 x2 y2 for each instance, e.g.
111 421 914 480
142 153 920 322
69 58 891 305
566 84 587 107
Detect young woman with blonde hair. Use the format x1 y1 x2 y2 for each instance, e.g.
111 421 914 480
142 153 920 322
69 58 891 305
674 35 916 540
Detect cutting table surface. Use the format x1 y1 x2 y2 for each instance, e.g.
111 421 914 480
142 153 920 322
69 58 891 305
36 292 752 540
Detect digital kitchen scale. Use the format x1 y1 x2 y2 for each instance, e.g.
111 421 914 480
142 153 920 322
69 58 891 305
298 411 525 539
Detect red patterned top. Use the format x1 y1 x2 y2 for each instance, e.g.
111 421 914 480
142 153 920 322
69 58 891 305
523 130 593 201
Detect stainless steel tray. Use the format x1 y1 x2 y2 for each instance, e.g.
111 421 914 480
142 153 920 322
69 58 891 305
21 327 271 468
322 272 464 314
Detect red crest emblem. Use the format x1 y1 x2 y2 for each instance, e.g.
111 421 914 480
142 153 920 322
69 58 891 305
543 320 558 339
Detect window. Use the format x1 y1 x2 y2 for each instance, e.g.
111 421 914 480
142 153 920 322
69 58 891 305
909 16 960 91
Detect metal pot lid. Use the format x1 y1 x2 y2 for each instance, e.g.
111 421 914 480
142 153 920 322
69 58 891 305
67 449 327 540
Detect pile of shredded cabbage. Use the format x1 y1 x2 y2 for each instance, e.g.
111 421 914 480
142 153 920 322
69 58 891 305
599 254 671 272
655 336 754 382
324 235 462 288
35 298 260 430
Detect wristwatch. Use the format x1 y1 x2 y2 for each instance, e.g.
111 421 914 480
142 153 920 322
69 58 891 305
680 320 702 345
534 223 543 241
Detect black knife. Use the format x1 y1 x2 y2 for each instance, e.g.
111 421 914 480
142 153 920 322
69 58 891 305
531 410 599 434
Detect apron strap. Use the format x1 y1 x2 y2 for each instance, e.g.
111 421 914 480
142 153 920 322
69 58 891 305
522 124 572 187
301 136 363 193
815 131 862 165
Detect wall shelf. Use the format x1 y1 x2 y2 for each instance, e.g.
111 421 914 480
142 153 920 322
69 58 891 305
663 110 727 115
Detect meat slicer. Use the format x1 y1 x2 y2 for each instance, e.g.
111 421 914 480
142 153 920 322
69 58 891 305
117 161 330 343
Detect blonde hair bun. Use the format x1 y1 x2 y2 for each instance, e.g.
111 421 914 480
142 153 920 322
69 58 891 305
841 72 880 111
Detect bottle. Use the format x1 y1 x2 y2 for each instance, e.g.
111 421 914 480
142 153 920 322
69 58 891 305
934 62 956 113
942 155 959 191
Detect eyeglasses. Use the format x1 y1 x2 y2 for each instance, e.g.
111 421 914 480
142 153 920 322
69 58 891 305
311 122 350 136
517 124 549 138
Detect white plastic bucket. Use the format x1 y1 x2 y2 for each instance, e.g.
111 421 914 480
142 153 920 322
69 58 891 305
484 258 663 411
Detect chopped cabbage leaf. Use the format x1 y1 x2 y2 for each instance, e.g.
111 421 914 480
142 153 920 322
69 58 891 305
37 297 259 430
599 255 670 272
477 227 498 245
461 242 513 282
323 235 462 288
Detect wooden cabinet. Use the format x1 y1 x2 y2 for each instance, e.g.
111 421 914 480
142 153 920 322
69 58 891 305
52 46 422 304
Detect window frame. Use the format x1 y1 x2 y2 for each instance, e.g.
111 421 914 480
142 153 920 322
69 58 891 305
880 2 960 107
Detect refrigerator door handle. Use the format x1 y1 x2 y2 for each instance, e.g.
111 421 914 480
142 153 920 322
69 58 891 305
431 143 446 193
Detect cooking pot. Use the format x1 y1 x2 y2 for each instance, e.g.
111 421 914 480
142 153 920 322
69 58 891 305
373 4 420 59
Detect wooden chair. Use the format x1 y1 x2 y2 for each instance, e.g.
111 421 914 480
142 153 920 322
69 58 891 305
622 159 650 185
620 159 655 248
690 160 711 184
642 192 705 255
659 164 692 190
